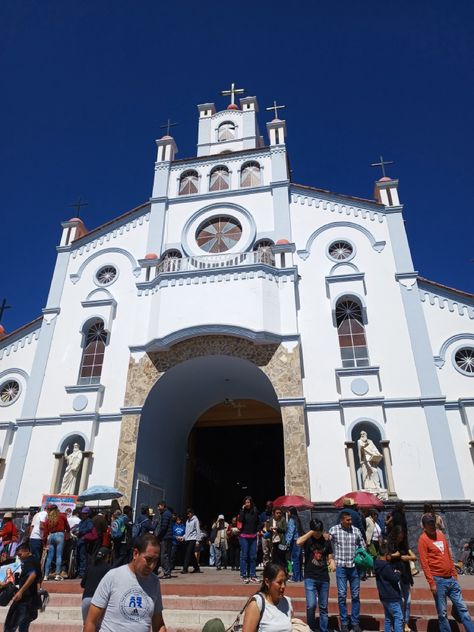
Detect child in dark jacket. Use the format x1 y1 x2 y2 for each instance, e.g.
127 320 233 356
374 543 403 632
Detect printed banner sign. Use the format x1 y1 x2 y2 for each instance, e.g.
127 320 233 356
41 494 77 515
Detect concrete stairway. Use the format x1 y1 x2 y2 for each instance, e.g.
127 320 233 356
0 575 472 631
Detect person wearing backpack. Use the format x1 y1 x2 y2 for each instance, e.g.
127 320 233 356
112 506 133 567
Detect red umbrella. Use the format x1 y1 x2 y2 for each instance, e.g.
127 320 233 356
272 495 314 510
333 491 384 509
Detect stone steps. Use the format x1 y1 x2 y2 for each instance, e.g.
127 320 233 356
25 577 474 632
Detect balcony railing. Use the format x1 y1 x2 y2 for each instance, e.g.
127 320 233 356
156 247 276 274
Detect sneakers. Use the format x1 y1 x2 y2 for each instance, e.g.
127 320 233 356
241 576 250 584
352 625 362 632
249 577 259 584
340 625 349 632
54 574 64 582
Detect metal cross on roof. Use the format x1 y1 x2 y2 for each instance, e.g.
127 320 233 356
160 118 178 136
370 155 395 178
0 298 12 324
220 82 245 105
69 197 88 217
266 100 286 119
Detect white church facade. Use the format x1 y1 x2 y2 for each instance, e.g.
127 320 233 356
1 90 473 519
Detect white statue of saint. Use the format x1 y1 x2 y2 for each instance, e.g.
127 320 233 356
60 443 83 494
357 430 383 493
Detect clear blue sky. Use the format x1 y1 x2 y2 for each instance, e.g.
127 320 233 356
1 1 473 332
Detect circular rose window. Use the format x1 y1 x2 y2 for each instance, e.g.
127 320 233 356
196 216 242 253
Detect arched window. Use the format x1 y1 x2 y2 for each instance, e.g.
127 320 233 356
179 170 199 196
335 298 369 368
209 166 230 192
78 319 108 385
218 122 235 142
240 161 261 188
160 249 182 272
253 239 275 265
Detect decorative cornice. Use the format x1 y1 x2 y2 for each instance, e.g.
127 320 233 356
129 327 300 353
164 185 273 206
136 265 298 296
335 366 380 377
170 148 272 172
395 272 419 290
0 326 41 360
306 395 448 411
15 411 122 426
291 190 385 223
326 272 365 286
121 406 143 415
69 212 150 259
420 289 474 320
278 397 306 407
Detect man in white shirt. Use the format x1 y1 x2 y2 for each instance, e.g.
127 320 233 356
84 533 166 632
28 508 47 562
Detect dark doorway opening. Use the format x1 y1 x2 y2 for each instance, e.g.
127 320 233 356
186 401 284 527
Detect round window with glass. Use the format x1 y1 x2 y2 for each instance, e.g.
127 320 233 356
196 216 242 253
454 347 474 375
0 380 20 406
328 240 354 261
96 265 117 286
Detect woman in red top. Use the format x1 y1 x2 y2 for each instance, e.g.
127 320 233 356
0 512 19 560
43 505 70 581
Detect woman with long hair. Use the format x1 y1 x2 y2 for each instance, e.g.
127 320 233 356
285 507 303 582
387 525 417 632
43 505 70 581
243 562 292 632
238 496 259 584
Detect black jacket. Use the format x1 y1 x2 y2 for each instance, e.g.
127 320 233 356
238 508 259 535
374 560 402 602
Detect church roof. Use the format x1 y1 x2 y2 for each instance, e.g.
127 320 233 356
418 277 474 302
292 183 384 208
0 315 43 348
70 201 150 247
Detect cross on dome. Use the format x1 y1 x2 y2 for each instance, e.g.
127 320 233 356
69 197 88 218
160 118 178 136
0 298 12 324
266 100 286 120
370 155 395 178
220 82 245 107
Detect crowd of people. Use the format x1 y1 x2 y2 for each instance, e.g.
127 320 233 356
0 497 472 632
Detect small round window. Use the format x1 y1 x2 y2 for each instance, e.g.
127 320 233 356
196 216 242 253
454 347 474 376
328 241 354 261
96 266 117 286
0 380 20 406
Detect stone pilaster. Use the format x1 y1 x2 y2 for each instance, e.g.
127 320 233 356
281 405 309 497
114 414 140 506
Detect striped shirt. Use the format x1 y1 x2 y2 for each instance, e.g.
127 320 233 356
329 524 366 567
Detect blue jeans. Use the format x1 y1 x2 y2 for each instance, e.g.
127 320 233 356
239 536 257 578
77 539 88 576
44 531 65 577
433 576 474 632
400 581 411 624
382 600 403 632
29 538 43 562
336 565 360 626
290 543 303 581
304 578 329 632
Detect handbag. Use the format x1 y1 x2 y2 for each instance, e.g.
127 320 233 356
292 618 311 632
0 582 18 607
354 547 374 570
225 593 265 632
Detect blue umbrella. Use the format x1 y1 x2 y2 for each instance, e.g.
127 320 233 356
77 485 123 502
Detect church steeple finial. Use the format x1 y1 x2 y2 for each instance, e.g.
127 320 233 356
371 155 400 206
160 118 178 138
371 155 395 179
220 82 245 110
266 100 286 121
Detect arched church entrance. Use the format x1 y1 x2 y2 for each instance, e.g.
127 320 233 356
187 400 284 524
114 334 310 515
132 355 285 517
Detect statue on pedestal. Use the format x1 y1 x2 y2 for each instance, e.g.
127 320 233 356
357 430 383 493
60 443 83 494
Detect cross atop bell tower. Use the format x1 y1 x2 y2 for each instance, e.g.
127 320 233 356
196 85 262 157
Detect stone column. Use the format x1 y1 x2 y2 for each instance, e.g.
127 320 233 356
114 414 141 506
380 440 397 497
78 451 93 494
345 441 357 491
50 452 64 494
281 405 310 497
